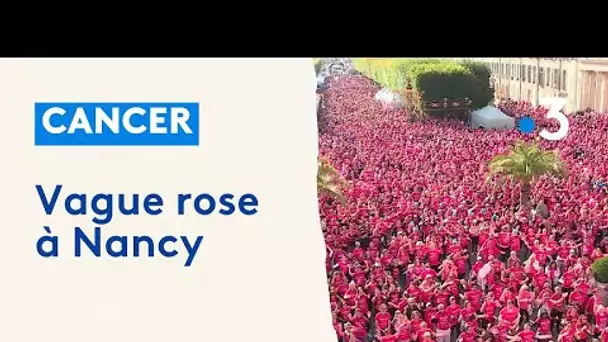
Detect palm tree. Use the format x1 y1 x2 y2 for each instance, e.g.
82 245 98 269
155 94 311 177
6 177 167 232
318 157 348 206
487 140 567 210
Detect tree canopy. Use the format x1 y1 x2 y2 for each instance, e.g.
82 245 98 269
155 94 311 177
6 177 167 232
352 58 494 110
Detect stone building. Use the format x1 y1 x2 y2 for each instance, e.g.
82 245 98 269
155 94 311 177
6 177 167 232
471 58 608 113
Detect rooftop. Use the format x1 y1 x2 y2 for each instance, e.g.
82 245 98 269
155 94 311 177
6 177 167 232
580 58 608 65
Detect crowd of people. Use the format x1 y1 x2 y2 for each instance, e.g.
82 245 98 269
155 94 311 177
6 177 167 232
318 75 608 342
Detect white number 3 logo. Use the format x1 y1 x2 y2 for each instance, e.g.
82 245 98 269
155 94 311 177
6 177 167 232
539 97 569 141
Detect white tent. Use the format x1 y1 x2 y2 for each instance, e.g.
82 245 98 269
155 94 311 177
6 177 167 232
471 106 515 129
374 88 404 109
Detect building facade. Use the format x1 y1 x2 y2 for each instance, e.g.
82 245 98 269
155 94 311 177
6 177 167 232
471 58 608 113
577 59 608 112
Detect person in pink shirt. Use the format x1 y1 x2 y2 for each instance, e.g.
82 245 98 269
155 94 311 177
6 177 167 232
437 256 457 282
548 286 567 326
480 292 500 327
419 275 437 303
601 326 608 342
507 323 535 342
497 226 512 259
546 261 561 286
459 301 477 332
499 300 520 329
471 256 485 276
416 322 434 342
445 296 461 337
596 305 608 335
432 304 452 342
395 323 412 342
457 325 476 342
375 304 392 336
427 242 443 270
557 322 576 342
535 311 553 341
378 332 399 342
463 284 483 312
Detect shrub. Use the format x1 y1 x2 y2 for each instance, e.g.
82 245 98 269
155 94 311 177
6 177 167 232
407 61 474 104
592 257 608 283
459 60 494 109
353 58 495 110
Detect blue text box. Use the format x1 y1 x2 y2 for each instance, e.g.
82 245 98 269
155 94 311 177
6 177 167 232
34 102 200 146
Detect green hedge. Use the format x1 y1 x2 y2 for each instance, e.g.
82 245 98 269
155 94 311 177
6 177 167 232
592 257 608 283
352 58 494 110
459 60 495 110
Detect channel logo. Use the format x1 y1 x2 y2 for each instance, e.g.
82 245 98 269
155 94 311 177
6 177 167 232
34 102 200 146
517 98 569 141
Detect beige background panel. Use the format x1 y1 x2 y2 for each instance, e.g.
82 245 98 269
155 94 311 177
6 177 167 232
0 58 334 342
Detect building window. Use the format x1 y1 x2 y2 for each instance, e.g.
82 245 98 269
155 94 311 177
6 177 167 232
506 64 511 79
522 65 527 82
517 64 521 81
553 69 560 89
527 65 531 82
532 67 537 84
501 64 505 75
539 67 544 87
562 70 567 91
546 68 551 87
